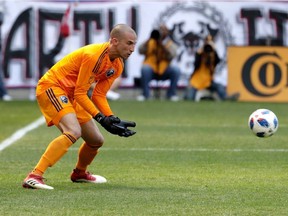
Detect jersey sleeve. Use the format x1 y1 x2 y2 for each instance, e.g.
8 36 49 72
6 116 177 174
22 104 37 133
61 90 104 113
92 76 116 116
74 53 99 117
91 58 124 116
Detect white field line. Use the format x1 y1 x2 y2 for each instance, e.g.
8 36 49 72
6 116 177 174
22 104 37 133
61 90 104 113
1 116 287 153
0 116 45 152
70 147 288 152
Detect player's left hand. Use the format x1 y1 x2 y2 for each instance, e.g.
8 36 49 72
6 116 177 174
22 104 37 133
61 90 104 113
113 120 136 137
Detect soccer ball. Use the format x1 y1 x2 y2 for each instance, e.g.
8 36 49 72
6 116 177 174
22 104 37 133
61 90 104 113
248 109 279 138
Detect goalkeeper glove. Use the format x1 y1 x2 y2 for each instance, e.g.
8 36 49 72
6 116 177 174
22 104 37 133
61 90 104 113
113 120 136 137
94 113 124 135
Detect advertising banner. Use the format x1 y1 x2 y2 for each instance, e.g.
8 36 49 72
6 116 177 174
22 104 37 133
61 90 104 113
227 46 288 102
1 0 288 100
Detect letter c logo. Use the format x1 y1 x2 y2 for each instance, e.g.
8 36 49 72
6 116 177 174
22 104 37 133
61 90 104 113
242 52 286 97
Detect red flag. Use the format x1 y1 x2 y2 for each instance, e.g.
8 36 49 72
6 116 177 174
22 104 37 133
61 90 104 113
60 4 71 37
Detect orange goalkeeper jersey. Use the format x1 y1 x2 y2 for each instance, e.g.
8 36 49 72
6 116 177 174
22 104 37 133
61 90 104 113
36 42 123 117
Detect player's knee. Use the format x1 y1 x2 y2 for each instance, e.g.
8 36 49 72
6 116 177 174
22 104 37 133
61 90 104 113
90 135 104 148
96 135 105 147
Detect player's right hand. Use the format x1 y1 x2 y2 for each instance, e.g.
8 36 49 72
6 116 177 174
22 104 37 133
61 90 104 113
94 113 125 135
113 120 136 137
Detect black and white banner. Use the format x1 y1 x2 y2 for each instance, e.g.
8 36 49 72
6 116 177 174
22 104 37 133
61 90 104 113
1 0 288 89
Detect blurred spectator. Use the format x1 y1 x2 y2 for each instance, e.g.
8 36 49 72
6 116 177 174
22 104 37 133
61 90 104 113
184 35 239 101
137 25 180 101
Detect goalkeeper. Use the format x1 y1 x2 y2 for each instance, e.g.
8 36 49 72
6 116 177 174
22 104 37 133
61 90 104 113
22 24 137 190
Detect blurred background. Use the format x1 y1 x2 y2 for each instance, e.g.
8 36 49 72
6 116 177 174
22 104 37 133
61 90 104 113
0 0 287 102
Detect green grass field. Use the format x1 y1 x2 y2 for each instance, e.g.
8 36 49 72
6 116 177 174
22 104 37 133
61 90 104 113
1 100 288 216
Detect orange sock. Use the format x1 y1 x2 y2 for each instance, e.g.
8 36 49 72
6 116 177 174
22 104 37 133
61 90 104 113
75 142 99 172
32 132 77 176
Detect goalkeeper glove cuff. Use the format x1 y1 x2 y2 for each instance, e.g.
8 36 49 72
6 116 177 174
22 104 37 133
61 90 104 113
94 113 105 123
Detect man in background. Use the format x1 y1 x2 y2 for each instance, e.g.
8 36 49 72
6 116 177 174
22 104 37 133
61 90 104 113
137 25 180 101
184 35 239 101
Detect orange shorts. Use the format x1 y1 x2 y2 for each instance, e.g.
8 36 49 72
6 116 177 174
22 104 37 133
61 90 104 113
36 86 92 126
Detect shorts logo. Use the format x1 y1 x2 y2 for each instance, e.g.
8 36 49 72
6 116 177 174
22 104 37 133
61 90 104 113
106 69 115 77
59 95 68 104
